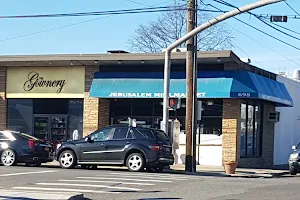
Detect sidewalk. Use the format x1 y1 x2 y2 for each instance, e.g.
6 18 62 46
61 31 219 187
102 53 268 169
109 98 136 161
168 164 290 178
44 161 289 178
0 190 83 200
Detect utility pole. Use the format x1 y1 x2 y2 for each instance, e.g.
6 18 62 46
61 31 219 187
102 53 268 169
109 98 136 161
185 0 196 172
192 0 198 171
162 0 284 150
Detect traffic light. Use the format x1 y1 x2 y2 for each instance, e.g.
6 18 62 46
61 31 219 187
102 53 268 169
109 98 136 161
270 16 288 22
169 98 181 110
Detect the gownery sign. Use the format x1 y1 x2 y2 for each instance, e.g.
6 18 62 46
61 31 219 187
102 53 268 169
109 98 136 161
23 71 66 93
6 66 85 98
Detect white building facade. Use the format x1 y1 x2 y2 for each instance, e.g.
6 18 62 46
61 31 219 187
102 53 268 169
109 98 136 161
274 74 300 165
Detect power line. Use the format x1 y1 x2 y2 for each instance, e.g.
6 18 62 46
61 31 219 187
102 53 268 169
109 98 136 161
0 6 188 19
210 0 300 51
254 16 300 42
0 1 182 44
268 22 300 36
203 1 300 67
285 1 300 16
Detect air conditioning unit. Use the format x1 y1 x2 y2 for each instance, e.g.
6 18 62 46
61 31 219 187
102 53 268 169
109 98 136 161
268 111 280 122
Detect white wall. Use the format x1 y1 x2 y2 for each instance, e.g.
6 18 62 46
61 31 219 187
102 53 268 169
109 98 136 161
274 75 300 165
174 132 223 166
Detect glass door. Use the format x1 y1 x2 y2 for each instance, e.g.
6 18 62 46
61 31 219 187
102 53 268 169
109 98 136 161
50 115 68 142
33 115 50 140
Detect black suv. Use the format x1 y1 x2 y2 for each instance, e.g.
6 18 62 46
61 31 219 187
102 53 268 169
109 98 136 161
55 125 174 172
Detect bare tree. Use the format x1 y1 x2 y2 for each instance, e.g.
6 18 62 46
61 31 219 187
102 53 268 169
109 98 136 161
128 1 234 53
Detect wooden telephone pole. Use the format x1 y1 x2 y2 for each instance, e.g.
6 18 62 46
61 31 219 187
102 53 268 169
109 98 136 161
185 0 196 172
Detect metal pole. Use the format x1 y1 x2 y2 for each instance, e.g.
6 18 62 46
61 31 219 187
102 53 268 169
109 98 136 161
192 0 198 171
162 51 171 134
162 0 284 136
185 0 196 172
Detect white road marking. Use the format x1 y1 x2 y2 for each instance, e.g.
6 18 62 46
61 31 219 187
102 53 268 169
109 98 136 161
77 176 172 183
59 179 155 186
110 172 198 179
36 183 142 191
13 187 120 194
0 170 56 177
97 174 187 180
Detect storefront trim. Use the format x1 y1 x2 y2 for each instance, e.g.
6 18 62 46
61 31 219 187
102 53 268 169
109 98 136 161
89 71 293 107
6 93 84 98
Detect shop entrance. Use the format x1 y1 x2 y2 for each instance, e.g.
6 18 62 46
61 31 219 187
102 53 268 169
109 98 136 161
33 114 68 141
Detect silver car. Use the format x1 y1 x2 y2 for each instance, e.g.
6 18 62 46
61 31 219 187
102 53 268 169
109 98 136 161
289 144 300 175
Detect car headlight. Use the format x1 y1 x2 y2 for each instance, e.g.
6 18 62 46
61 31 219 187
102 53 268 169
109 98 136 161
290 153 299 160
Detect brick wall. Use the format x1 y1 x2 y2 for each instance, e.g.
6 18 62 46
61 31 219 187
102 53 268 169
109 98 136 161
222 99 241 162
83 66 110 137
83 66 99 137
0 67 6 130
98 99 110 129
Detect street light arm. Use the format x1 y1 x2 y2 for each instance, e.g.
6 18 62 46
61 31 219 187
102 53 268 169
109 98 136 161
162 0 285 134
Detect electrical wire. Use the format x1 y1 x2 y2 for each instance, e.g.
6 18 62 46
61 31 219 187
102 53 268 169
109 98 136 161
203 1 300 67
267 22 300 36
0 6 188 19
284 1 300 16
0 1 183 44
210 0 300 51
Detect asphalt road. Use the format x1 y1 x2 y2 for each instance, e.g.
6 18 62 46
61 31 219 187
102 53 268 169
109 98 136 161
0 164 299 200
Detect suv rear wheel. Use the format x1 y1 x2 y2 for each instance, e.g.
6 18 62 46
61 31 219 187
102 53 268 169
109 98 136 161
59 150 77 169
126 153 144 172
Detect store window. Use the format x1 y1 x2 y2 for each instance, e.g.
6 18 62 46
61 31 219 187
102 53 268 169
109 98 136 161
68 99 83 140
240 103 263 157
7 99 33 134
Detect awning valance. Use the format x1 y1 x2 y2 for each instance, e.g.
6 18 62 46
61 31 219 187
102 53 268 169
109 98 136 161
89 71 293 107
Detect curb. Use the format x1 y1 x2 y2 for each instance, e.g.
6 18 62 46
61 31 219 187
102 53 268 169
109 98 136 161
0 190 84 200
165 169 289 178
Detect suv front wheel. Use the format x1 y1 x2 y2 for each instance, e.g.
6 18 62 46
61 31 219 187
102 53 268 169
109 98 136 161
126 153 144 172
59 150 77 169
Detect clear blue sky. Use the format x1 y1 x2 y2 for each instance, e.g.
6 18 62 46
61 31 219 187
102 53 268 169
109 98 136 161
0 0 299 75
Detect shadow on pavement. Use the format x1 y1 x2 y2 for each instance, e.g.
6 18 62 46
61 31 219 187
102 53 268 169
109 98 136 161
139 198 182 200
0 196 37 200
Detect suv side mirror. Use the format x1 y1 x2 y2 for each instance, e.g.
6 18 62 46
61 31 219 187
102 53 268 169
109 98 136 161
85 136 93 143
292 145 296 150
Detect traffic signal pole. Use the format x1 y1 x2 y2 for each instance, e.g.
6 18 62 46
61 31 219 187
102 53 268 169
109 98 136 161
161 0 285 172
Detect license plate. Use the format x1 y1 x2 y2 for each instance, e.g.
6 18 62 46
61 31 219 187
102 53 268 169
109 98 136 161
45 147 49 151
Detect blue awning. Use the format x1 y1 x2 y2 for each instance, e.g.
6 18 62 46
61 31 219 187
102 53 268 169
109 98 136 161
89 71 293 107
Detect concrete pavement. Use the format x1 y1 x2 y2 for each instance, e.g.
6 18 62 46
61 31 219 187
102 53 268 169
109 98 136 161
45 161 290 178
0 190 83 200
0 164 298 200
169 164 289 178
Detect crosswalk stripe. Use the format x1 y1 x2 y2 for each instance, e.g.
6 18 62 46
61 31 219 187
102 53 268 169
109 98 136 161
0 170 56 177
77 176 172 183
97 174 187 180
58 179 155 186
109 172 198 179
13 187 120 194
36 183 141 191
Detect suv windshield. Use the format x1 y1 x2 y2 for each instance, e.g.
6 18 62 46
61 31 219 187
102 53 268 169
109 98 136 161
152 129 170 141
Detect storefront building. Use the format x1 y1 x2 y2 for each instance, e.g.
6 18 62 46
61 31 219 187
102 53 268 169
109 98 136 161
0 50 293 168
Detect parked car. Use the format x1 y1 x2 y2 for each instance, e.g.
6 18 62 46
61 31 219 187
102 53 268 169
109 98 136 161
289 144 300 175
55 125 174 172
0 130 54 167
